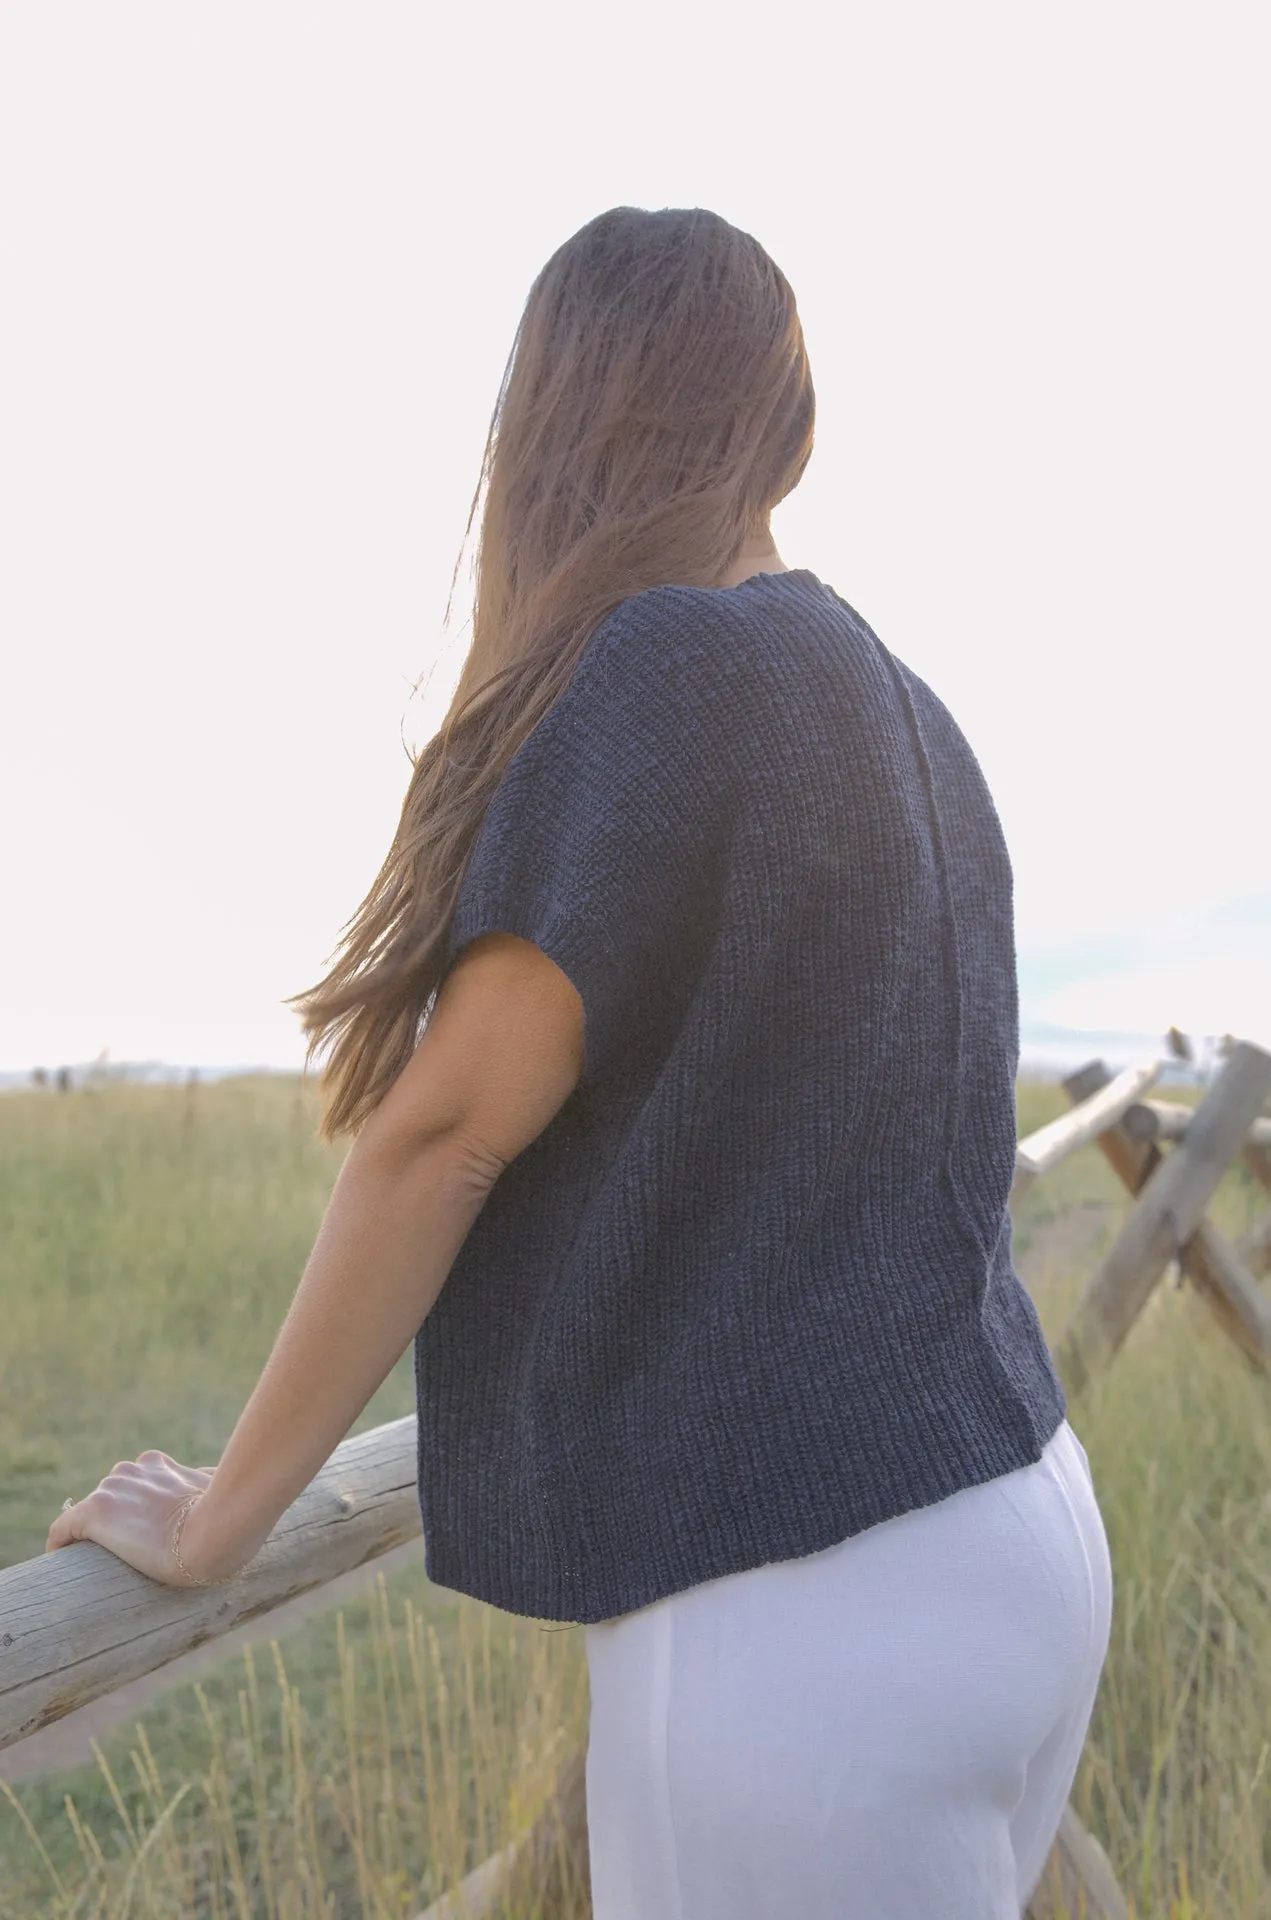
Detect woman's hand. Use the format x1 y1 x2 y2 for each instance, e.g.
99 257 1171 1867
44 1452 247 1588
39 937 581 1593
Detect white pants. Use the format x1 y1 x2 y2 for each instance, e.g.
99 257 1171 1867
583 1418 1112 1919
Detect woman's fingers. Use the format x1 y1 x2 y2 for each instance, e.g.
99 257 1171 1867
45 1500 76 1551
44 1489 103 1553
43 1454 220 1583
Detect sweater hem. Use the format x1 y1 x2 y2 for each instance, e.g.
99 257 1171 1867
418 1379 1067 1626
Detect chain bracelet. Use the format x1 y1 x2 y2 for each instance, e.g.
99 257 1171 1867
170 1491 241 1588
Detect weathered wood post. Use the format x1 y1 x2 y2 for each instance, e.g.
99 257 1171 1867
1011 1060 1163 1201
1055 1059 1271 1385
1240 1139 1271 1278
1024 1805 1130 1920
1054 1042 1271 1395
416 1748 590 1920
1119 1100 1271 1151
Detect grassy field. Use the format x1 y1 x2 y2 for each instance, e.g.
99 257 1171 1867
1 1073 1269 1915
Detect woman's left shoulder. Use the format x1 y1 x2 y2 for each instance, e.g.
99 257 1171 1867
575 580 770 727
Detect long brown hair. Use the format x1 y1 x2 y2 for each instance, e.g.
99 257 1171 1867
291 205 815 1137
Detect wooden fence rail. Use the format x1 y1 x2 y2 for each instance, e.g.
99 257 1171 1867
7 1038 1271 1917
1052 1042 1271 1393
1056 1059 1271 1383
1010 1058 1163 1197
1120 1098 1271 1150
0 1418 421 1754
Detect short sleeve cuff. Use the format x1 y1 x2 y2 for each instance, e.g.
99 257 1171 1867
446 888 630 1089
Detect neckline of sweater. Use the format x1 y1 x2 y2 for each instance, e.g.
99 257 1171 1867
715 565 824 597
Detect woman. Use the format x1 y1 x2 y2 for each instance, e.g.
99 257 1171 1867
47 205 1113 1917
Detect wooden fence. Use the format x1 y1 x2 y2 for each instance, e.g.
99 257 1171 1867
3 1039 1270 1918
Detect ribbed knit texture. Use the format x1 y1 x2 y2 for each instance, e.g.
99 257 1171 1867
413 567 1067 1625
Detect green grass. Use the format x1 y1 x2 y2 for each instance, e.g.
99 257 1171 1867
0 1074 403 1569
0 1075 589 1916
1 1573 589 1917
2 1074 1270 1914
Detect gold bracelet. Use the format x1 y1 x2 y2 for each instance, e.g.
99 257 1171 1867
170 1492 241 1588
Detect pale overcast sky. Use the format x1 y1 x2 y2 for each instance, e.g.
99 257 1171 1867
2 3 1267 1071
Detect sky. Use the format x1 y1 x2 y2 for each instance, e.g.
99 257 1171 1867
1 3 1267 1072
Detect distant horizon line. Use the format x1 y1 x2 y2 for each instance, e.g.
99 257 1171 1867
0 1019 1222 1091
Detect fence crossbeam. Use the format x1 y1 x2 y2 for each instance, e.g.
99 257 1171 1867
1052 1043 1271 1396
0 1416 422 1754
1013 1059 1163 1198
1121 1099 1271 1150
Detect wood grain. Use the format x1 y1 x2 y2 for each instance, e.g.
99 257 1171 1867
1014 1059 1163 1194
1121 1099 1271 1149
0 1415 422 1753
1055 1061 1271 1380
1054 1042 1271 1394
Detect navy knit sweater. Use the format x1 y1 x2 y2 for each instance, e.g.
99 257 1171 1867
413 567 1066 1625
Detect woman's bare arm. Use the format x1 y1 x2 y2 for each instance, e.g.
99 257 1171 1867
44 933 585 1584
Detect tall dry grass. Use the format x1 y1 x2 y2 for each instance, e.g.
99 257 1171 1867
1 1075 1269 1914
3 1575 589 1916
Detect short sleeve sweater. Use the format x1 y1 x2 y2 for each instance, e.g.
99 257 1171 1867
413 566 1066 1625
